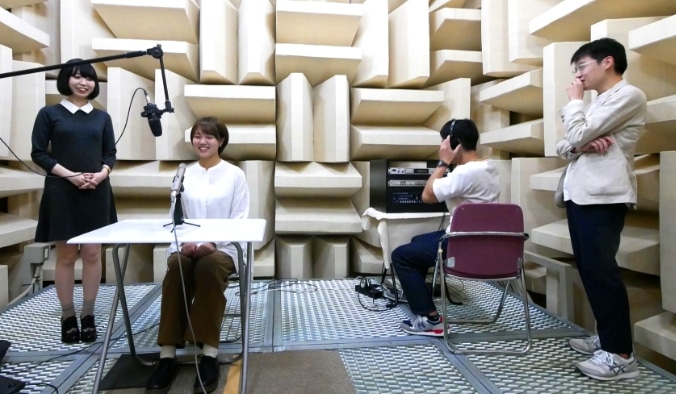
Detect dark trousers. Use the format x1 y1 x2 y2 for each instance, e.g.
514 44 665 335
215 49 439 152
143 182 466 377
566 201 633 355
391 230 447 316
158 251 236 348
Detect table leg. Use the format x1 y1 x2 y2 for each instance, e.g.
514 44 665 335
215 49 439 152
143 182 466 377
234 242 252 394
112 243 149 363
92 243 130 393
92 242 155 393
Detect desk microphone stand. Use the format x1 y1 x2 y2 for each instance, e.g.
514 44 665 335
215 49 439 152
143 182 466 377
165 191 199 231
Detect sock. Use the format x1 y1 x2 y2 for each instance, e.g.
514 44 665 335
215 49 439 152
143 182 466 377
160 345 176 359
81 299 96 317
426 313 440 322
202 344 218 358
61 303 76 320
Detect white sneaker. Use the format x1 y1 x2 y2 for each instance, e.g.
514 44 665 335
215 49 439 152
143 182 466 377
576 350 640 381
400 315 448 337
569 335 601 355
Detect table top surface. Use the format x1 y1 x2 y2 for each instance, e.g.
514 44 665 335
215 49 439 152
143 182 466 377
67 218 267 244
362 207 448 220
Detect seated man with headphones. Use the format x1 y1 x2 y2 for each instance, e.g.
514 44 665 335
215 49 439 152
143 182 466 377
392 118 501 336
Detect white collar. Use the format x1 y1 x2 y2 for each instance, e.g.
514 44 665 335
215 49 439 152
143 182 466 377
60 99 93 114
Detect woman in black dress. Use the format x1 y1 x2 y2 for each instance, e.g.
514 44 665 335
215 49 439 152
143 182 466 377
31 59 117 344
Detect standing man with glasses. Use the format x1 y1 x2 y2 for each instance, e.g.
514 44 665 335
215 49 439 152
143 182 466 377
555 37 646 381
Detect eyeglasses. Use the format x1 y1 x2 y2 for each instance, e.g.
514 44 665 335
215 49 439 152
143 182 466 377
571 61 596 74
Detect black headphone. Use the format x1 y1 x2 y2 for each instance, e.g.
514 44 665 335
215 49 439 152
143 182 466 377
446 120 460 149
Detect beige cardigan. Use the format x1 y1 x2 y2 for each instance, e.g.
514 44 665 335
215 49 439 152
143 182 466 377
554 80 647 207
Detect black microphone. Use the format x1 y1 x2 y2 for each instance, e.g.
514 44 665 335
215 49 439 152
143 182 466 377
141 89 163 137
170 163 186 203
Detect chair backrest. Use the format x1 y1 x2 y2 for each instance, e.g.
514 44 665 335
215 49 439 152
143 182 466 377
445 203 526 279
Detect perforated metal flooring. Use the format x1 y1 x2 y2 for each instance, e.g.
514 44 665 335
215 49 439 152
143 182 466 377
1 279 675 393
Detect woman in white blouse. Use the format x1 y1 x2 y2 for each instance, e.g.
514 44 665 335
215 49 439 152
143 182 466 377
146 117 250 394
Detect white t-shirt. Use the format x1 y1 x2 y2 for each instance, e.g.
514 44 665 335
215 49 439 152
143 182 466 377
167 160 250 267
432 160 500 231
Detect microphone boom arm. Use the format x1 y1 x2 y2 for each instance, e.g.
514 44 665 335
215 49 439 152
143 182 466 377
147 46 173 115
0 44 174 117
0 50 145 79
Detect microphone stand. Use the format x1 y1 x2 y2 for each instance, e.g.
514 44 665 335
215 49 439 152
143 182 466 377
165 189 199 231
0 44 175 119
0 45 178 393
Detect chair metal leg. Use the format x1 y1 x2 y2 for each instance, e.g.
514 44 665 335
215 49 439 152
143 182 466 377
518 270 533 353
439 271 532 355
431 265 438 299
444 281 508 325
432 239 442 299
440 257 452 351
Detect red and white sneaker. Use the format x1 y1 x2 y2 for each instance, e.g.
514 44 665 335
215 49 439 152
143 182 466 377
400 315 449 337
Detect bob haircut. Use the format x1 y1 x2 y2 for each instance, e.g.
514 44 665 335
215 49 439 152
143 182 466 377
56 59 100 100
571 37 628 76
439 118 479 151
190 117 230 154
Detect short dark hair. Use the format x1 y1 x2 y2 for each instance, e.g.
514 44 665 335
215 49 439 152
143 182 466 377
190 117 230 154
439 118 478 151
56 59 100 99
571 37 627 75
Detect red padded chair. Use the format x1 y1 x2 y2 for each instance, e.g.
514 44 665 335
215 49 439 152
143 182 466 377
436 203 532 355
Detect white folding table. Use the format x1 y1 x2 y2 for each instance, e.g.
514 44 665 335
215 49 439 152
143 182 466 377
361 207 448 270
68 218 266 394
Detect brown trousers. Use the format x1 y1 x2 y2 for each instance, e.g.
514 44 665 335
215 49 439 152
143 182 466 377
157 251 236 348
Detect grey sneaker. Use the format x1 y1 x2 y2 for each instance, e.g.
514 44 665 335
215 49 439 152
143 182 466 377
576 350 640 381
400 315 447 337
569 335 601 355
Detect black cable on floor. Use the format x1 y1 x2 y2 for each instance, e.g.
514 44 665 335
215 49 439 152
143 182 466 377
353 277 397 312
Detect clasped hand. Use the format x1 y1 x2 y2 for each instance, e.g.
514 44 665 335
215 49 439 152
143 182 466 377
70 171 107 190
180 242 216 258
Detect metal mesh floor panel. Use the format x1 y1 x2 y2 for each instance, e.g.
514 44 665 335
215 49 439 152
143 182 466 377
281 280 410 343
66 359 114 394
435 281 571 334
2 280 675 393
109 283 268 349
225 281 270 345
0 360 73 394
340 345 478 394
0 284 155 353
466 337 676 393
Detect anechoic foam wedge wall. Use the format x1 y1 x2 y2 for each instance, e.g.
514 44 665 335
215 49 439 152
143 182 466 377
1 0 676 363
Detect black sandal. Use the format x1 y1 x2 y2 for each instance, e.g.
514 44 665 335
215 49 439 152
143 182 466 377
80 315 97 343
61 316 80 344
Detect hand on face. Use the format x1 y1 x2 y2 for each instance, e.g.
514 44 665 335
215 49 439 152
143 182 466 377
440 136 461 164
566 78 585 101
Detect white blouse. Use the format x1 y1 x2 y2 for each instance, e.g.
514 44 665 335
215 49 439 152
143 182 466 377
167 160 250 268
